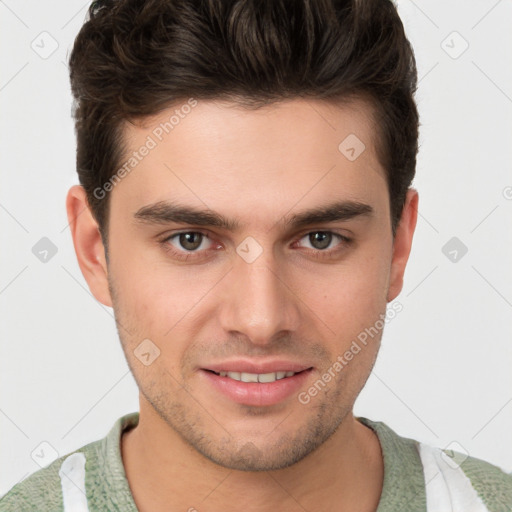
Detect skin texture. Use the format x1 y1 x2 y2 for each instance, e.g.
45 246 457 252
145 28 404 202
66 98 418 511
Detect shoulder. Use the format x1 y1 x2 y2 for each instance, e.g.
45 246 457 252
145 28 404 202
0 443 98 512
0 412 138 512
418 441 512 511
358 416 512 511
0 453 68 512
450 448 512 508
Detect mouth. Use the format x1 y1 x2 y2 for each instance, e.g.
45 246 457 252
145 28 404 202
205 369 307 383
200 366 314 407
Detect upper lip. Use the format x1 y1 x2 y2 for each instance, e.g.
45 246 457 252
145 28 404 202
202 359 313 374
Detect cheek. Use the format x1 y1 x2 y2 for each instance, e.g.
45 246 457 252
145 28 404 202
108 233 187 326
109 265 195 384
302 255 390 397
304 249 391 335
107 240 221 369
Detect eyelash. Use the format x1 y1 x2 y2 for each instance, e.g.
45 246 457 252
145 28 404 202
159 230 352 262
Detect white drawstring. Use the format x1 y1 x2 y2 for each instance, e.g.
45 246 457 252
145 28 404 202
58 452 91 512
419 443 489 511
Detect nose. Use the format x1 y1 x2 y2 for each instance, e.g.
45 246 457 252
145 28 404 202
217 251 301 346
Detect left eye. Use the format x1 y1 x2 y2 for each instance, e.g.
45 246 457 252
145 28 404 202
167 232 212 252
297 231 347 250
301 231 350 251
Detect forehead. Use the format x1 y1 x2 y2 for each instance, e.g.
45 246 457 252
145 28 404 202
112 98 388 228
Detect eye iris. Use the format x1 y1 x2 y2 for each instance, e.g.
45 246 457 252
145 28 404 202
179 232 202 251
309 232 332 250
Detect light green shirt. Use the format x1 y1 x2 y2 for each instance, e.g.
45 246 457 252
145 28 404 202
1 412 511 511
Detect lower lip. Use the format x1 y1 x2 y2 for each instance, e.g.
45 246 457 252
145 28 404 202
200 369 313 407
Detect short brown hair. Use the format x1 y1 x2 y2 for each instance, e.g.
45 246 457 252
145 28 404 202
69 0 419 247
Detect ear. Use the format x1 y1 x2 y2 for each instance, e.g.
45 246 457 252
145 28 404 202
387 188 419 302
65 185 113 307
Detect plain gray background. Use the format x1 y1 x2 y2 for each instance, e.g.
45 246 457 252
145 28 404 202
1 0 511 495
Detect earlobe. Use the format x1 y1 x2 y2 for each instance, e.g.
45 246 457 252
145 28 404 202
387 188 419 302
65 185 113 307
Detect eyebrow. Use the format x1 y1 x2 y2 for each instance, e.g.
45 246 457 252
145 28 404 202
133 199 374 231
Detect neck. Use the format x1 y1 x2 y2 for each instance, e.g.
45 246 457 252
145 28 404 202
121 400 384 512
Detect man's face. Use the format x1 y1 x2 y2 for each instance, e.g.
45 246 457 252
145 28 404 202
91 98 411 470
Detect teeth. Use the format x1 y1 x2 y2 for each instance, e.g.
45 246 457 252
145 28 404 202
217 371 297 382
241 372 259 383
257 372 277 383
